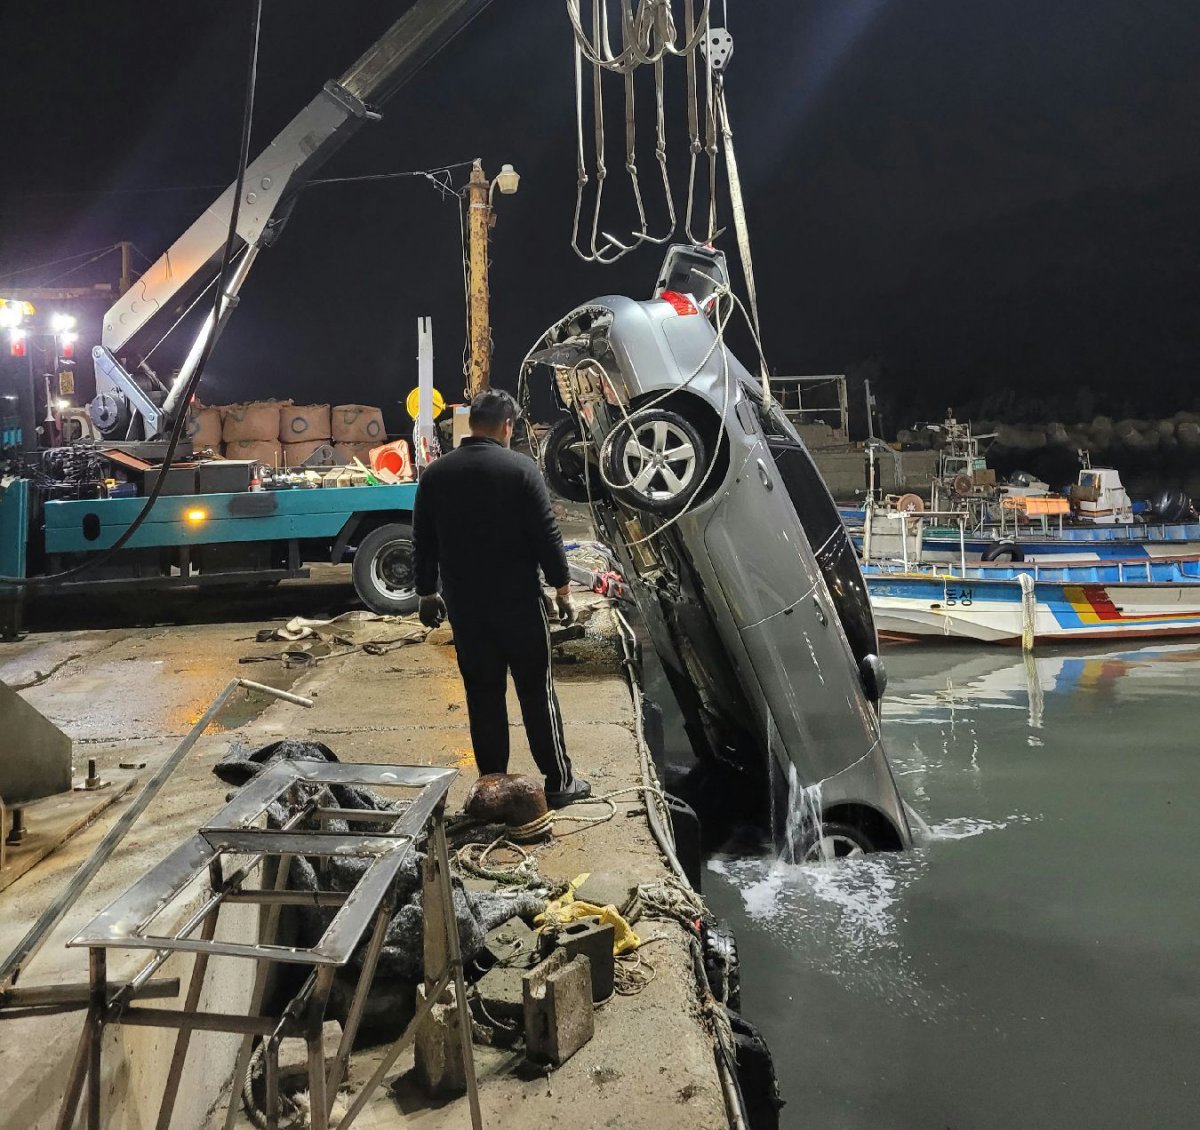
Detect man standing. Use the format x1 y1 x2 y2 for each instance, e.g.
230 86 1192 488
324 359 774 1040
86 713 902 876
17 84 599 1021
412 389 590 806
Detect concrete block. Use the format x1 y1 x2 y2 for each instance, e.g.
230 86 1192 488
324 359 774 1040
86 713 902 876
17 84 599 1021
414 983 467 1096
575 870 637 915
523 951 594 1066
554 916 615 1002
475 962 527 1024
484 916 539 969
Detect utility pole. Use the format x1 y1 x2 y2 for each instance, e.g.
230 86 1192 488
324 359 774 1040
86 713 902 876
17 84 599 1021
465 161 491 398
464 159 520 399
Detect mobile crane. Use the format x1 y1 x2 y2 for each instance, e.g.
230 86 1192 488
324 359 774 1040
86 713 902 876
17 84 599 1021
0 0 496 635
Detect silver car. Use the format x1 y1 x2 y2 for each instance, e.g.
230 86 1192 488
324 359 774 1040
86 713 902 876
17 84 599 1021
524 245 912 858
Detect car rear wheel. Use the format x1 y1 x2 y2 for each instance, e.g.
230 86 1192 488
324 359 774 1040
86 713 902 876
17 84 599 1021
606 409 707 514
542 416 601 503
352 522 419 614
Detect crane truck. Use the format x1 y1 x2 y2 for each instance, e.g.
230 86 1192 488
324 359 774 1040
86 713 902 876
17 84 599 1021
0 0 499 637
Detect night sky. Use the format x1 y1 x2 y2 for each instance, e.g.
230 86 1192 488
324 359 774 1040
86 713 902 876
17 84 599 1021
2 0 1198 434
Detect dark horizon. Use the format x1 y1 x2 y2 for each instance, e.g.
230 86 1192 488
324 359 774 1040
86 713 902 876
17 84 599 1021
2 0 1197 433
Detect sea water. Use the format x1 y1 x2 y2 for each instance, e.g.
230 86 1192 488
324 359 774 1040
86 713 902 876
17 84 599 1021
698 642 1200 1129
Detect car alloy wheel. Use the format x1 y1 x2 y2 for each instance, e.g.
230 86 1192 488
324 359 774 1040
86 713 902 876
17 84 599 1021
607 408 707 514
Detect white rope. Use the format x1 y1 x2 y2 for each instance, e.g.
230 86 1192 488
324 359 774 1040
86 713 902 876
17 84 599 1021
565 1 712 71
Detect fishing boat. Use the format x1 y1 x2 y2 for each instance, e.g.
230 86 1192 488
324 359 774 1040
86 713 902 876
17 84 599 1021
863 555 1200 644
853 506 1200 564
842 419 1198 559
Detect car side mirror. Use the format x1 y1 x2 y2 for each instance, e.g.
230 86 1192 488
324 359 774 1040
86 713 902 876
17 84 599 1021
860 653 887 702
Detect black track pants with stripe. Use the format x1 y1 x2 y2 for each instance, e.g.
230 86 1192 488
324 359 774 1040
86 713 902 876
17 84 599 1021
450 600 574 792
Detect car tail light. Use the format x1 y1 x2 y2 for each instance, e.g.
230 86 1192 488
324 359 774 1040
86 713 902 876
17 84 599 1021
659 290 698 316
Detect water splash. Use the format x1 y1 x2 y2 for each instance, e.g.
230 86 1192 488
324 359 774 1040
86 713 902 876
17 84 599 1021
705 852 951 1017
781 764 822 864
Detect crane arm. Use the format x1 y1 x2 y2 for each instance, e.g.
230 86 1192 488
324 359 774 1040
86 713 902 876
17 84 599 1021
103 0 494 355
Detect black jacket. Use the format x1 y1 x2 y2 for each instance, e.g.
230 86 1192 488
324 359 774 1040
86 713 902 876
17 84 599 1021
412 437 570 617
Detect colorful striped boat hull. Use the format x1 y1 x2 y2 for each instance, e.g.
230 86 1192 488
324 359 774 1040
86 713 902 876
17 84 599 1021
868 575 1200 647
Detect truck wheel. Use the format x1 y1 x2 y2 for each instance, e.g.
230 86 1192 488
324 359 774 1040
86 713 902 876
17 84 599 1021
353 523 419 615
606 409 707 515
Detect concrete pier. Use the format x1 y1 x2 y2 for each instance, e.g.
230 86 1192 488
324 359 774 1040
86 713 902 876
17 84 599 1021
0 570 729 1129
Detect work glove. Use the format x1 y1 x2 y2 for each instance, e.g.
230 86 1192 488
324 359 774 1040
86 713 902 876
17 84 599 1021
418 593 447 629
555 592 576 626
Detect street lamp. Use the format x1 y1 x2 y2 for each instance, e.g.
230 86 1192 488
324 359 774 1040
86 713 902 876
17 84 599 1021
489 162 520 202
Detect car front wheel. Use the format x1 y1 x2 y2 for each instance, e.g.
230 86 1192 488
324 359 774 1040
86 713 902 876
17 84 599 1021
801 821 876 862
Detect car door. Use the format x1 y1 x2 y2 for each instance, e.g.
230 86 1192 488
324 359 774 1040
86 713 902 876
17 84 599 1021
701 432 879 785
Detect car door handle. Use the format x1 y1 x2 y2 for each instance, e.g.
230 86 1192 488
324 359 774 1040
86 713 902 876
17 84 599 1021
756 459 773 489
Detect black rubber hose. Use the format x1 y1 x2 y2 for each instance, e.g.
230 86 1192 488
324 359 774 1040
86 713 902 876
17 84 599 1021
0 0 264 586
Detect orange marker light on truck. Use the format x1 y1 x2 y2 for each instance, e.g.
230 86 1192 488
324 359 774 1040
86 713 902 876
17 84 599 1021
185 509 207 524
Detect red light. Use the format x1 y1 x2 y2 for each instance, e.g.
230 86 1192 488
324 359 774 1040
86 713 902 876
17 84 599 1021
659 290 698 316
9 337 25 358
60 340 75 359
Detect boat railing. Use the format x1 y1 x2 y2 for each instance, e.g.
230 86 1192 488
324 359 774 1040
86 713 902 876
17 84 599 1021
864 503 972 574
868 550 1200 584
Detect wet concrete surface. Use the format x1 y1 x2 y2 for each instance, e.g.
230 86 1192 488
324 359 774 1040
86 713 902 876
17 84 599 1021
0 569 727 1129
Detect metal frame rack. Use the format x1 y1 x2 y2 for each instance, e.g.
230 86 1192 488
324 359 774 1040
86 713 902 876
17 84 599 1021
57 759 481 1130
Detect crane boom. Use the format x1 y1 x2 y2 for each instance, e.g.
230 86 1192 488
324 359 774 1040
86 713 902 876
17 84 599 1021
93 0 495 440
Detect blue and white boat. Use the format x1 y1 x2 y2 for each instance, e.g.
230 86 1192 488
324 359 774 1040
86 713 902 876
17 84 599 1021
863 556 1200 644
854 518 1200 563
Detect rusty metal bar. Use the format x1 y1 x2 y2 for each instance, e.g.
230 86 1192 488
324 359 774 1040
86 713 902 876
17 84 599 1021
333 968 454 1130
222 852 294 1130
116 1007 281 1037
86 948 105 1130
433 810 483 1130
53 998 93 1130
0 976 178 1011
325 893 395 1106
306 966 337 1130
155 907 222 1130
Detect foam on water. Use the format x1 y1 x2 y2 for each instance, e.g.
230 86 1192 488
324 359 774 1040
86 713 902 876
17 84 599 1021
707 803 1034 1017
928 813 1037 840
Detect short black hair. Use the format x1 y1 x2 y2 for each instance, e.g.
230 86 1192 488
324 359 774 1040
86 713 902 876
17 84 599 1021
469 388 518 431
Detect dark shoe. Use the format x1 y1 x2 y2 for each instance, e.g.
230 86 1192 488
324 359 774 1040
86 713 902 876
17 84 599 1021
546 777 592 808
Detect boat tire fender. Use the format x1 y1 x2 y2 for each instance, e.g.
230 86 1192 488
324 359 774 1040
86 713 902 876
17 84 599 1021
724 1006 785 1129
982 540 1025 562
